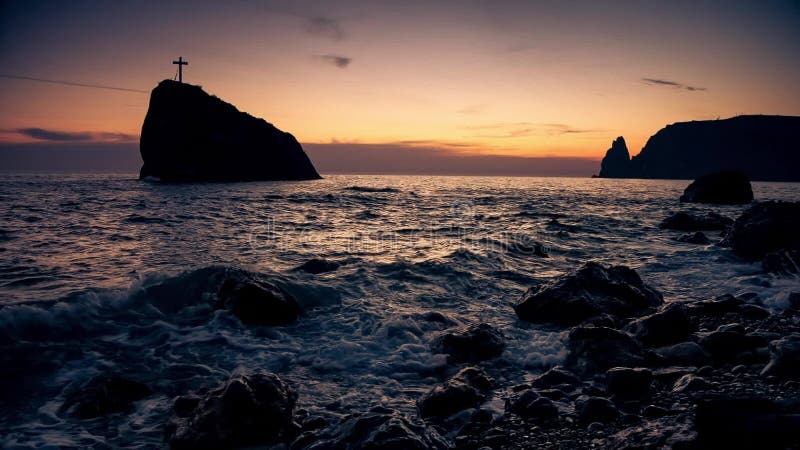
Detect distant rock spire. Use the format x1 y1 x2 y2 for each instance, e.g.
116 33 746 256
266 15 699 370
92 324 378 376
598 136 631 178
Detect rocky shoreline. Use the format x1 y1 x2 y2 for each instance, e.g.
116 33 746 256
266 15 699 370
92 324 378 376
58 194 800 449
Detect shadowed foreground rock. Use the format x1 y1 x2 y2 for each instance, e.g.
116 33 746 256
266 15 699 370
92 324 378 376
514 262 662 327
679 170 753 204
165 370 298 449
418 367 493 418
565 327 652 377
139 80 320 182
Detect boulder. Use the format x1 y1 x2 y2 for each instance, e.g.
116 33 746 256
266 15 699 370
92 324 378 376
217 273 302 326
728 201 800 260
430 323 505 364
139 80 320 182
564 327 651 377
761 247 800 275
505 389 559 422
598 136 631 178
698 331 766 362
305 406 450 450
625 303 694 347
679 171 753 204
659 212 733 231
576 396 620 424
606 367 653 399
61 375 151 419
655 342 712 367
165 370 298 449
760 334 800 376
417 367 493 419
293 258 340 274
531 366 582 389
514 262 663 327
695 397 800 449
675 231 711 244
672 374 714 393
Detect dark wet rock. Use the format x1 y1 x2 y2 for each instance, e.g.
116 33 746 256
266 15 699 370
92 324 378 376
641 405 669 419
679 170 753 204
216 273 302 326
531 366 582 389
430 323 505 364
625 303 694 347
695 396 800 449
165 370 298 449
690 294 744 314
675 231 711 244
598 136 631 178
655 342 712 366
418 367 493 419
306 406 450 450
514 262 663 327
652 366 698 384
293 258 340 274
698 330 766 362
672 374 714 393
576 396 620 424
139 80 320 182
505 389 559 422
761 334 800 377
565 327 652 377
606 367 652 399
61 375 151 419
762 247 800 275
606 415 697 450
728 201 800 260
659 211 733 231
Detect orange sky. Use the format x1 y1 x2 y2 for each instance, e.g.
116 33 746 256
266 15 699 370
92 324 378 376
1 1 799 162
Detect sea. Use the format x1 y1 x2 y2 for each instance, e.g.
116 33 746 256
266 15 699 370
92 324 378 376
1 173 799 448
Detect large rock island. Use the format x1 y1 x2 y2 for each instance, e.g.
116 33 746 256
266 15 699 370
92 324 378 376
139 80 320 182
598 115 800 181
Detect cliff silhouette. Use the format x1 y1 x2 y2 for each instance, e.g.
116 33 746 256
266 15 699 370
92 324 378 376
598 115 800 181
139 80 320 181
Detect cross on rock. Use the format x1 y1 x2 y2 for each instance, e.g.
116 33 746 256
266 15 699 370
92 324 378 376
172 56 188 83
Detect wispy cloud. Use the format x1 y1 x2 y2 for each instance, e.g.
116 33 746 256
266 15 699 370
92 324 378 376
14 128 137 143
460 122 601 138
0 74 148 93
305 16 346 40
457 104 489 115
317 54 352 68
642 77 707 92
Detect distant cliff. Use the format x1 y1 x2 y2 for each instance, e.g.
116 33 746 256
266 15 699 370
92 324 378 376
596 115 800 181
139 80 320 181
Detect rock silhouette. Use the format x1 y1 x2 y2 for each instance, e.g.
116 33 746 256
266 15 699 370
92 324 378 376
679 170 753 204
597 115 800 181
139 80 320 181
598 136 631 178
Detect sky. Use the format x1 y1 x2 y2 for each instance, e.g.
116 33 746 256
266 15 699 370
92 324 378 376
1 0 799 174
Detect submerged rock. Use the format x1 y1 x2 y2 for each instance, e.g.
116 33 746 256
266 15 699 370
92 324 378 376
418 367 493 419
293 258 341 275
139 80 320 182
217 273 302 325
61 375 151 419
675 231 711 244
679 170 753 204
659 211 732 231
165 370 298 449
305 406 450 450
564 327 651 377
430 323 505 364
514 262 663 327
728 201 800 260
